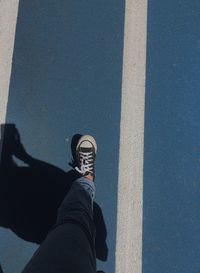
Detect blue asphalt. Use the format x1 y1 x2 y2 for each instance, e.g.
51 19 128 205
2 1 200 273
143 1 200 272
3 1 125 273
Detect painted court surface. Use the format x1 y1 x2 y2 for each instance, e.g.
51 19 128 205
1 1 200 273
1 1 124 273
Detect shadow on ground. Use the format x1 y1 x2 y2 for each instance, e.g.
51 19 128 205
0 124 108 261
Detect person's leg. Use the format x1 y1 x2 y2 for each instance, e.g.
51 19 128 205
22 135 97 273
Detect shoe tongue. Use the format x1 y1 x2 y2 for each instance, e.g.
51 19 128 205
80 147 92 153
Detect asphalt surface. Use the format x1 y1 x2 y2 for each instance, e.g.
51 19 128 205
1 1 125 273
143 1 200 272
1 1 200 273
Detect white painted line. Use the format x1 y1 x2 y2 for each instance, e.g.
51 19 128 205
115 1 148 273
0 0 20 125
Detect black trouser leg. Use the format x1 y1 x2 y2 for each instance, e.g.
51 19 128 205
22 181 96 273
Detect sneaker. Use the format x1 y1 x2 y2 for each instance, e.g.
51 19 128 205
75 135 97 177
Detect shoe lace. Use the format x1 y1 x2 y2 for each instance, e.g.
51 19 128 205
75 151 94 175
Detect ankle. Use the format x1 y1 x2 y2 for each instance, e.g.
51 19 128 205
84 173 94 181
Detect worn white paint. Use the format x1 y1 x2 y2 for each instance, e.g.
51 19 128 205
116 0 148 272
0 0 19 125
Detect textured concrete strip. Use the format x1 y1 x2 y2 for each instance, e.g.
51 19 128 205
115 1 147 273
0 0 19 125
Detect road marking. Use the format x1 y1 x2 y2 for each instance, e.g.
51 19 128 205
0 0 20 125
115 1 148 272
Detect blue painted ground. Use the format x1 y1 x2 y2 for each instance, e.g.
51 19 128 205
1 1 125 273
143 1 200 272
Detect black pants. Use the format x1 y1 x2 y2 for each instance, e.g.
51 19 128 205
22 181 96 273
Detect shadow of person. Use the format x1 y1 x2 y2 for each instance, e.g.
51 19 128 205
0 264 3 273
0 124 108 261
